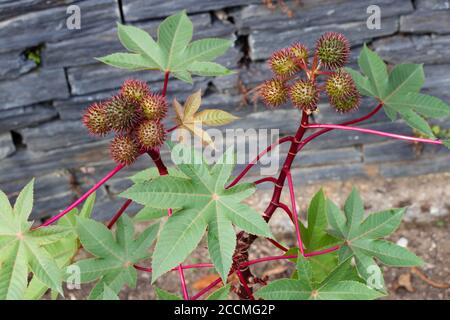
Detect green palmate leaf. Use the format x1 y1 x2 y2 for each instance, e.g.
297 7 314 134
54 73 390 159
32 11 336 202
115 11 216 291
186 61 233 76
122 144 272 282
255 255 382 300
24 193 97 300
98 11 233 83
96 53 158 70
179 38 233 67
0 180 67 300
326 189 424 290
347 44 450 137
69 216 159 299
299 190 339 282
206 284 232 300
397 108 434 137
155 287 182 300
358 44 388 97
101 284 120 300
117 23 164 69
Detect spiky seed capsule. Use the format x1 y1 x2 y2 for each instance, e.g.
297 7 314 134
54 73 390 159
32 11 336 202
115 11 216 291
136 120 165 150
260 78 289 107
289 42 309 63
269 48 299 77
329 89 361 113
120 79 150 102
325 69 357 101
289 79 319 112
82 102 111 136
141 93 168 121
315 32 350 70
105 94 142 132
110 135 140 165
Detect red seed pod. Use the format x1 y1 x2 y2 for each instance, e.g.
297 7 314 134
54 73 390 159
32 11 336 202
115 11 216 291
82 102 111 136
110 135 140 165
136 120 166 150
289 79 319 112
141 93 168 121
315 32 350 70
329 89 361 113
289 42 309 64
105 94 142 132
325 69 357 101
269 48 299 77
259 78 289 108
120 79 151 102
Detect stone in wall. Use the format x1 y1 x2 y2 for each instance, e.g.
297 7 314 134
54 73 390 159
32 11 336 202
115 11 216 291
0 68 69 109
0 133 15 160
0 0 119 53
0 0 78 21
0 140 112 184
423 64 450 100
121 0 259 21
373 35 450 65
18 120 103 152
0 50 37 79
400 10 450 34
379 155 450 178
249 18 399 60
290 163 368 185
0 104 58 133
415 0 450 10
364 140 418 164
232 0 412 32
43 13 211 68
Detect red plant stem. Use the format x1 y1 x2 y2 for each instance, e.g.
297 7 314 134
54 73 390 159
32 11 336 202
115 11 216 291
297 103 384 152
286 171 304 256
191 277 223 300
38 164 125 228
162 71 170 97
304 245 340 257
261 111 309 220
253 176 278 185
177 264 190 300
134 263 214 273
266 238 289 252
304 123 444 145
236 270 255 300
166 125 179 133
240 255 297 268
226 136 294 189
276 202 295 223
107 199 132 229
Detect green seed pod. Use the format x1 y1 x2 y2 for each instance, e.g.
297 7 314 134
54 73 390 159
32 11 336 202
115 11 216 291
110 135 140 165
289 79 319 112
325 69 357 101
120 79 150 102
315 32 350 70
136 120 165 150
141 93 168 121
105 94 142 132
82 102 111 136
260 78 289 107
269 48 299 77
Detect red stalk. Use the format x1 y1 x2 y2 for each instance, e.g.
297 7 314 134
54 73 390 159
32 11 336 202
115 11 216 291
107 199 132 229
304 123 444 145
253 176 278 185
266 238 289 252
236 270 255 300
226 136 294 189
191 277 223 300
37 164 125 228
286 171 304 256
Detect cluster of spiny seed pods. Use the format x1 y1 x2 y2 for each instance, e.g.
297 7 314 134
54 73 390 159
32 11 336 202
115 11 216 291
259 32 360 113
82 80 167 165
